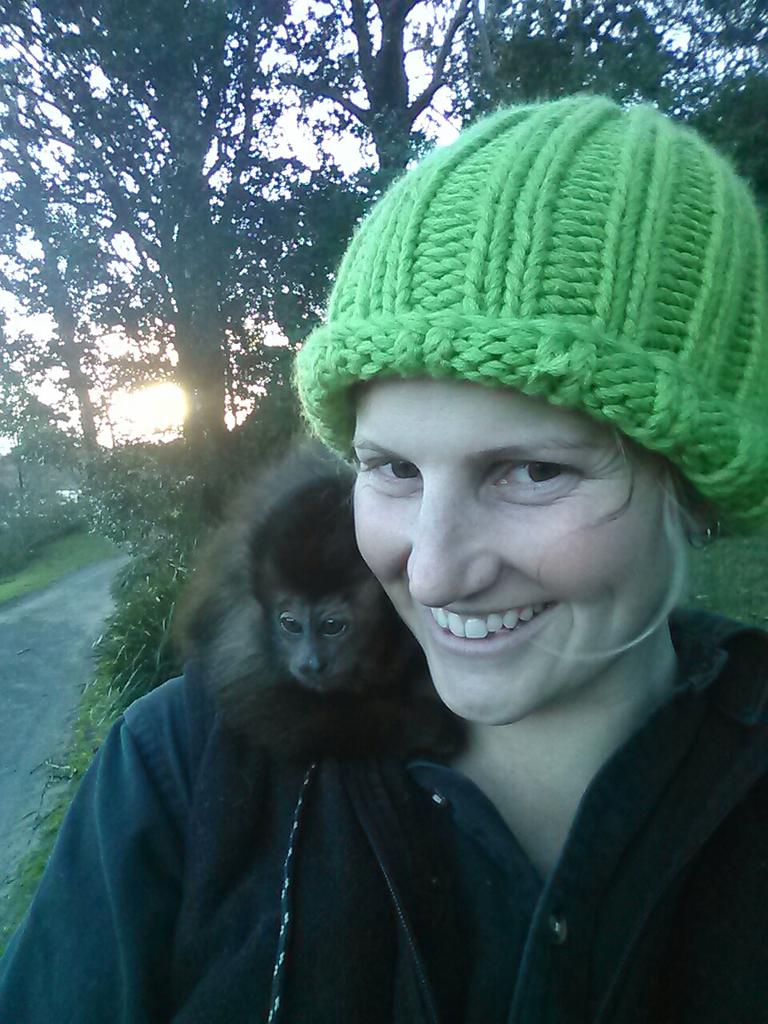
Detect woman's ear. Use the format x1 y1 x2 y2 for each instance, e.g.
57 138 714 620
660 463 720 548
688 519 721 549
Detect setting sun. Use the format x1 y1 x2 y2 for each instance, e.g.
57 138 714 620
108 382 187 442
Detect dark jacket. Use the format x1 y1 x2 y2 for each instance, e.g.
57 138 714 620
1 610 767 1023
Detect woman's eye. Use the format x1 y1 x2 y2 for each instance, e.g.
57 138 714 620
495 461 572 492
357 458 419 481
385 461 419 479
525 461 564 483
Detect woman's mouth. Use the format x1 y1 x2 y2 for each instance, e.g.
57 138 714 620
429 602 553 639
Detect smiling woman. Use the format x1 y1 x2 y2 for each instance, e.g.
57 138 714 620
108 382 187 442
2 94 768 1024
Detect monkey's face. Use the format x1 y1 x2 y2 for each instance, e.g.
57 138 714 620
270 592 374 692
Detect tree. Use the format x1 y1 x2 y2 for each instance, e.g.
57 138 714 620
279 0 471 188
681 2 768 203
0 0 477 465
691 71 768 205
0 89 111 451
453 0 768 205
0 0 292 457
457 0 683 114
0 331 78 513
672 0 767 107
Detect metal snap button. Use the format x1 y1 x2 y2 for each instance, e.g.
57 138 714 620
548 913 568 944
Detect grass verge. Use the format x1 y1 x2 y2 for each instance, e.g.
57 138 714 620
0 530 118 606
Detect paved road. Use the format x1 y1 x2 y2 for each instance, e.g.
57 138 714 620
0 556 127 884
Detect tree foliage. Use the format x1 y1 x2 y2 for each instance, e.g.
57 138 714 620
0 2 473 473
279 0 471 185
691 70 768 203
2 0 291 454
459 0 681 112
455 1 768 202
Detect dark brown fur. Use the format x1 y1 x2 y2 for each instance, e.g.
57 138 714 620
175 442 463 761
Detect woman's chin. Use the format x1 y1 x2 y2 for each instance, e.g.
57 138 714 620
426 665 538 726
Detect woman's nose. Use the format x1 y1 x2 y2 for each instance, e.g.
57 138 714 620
405 499 500 609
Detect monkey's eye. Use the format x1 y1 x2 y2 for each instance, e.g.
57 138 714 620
279 613 303 635
320 618 347 637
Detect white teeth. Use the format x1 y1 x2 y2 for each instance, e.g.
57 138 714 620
447 612 466 638
430 603 550 639
464 618 489 639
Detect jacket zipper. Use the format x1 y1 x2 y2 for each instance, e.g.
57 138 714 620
345 763 441 1024
375 845 440 1024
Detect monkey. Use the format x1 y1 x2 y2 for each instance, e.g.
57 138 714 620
174 441 464 761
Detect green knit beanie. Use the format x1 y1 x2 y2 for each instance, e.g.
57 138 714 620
295 95 768 532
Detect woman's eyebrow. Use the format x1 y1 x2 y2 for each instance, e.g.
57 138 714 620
477 438 602 457
352 438 602 457
352 438 394 453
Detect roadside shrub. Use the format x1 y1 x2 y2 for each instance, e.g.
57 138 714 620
0 495 86 577
94 538 190 713
82 440 208 551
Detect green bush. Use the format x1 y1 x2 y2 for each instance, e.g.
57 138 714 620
0 494 86 577
80 442 227 710
81 440 209 550
94 540 190 712
81 382 300 555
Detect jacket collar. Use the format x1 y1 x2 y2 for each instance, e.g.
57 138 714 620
671 609 768 725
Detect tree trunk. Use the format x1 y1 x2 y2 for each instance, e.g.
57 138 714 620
370 110 413 187
47 285 100 453
167 194 230 457
174 326 228 452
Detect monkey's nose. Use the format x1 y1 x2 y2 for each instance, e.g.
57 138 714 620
296 655 328 686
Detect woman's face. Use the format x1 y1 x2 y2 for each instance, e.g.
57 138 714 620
353 378 677 725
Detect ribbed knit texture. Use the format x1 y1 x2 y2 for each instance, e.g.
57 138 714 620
295 95 768 531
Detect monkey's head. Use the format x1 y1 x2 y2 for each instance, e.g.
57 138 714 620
251 470 400 693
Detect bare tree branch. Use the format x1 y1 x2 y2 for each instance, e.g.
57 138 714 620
471 0 497 89
408 0 471 123
375 0 421 20
282 73 371 125
349 0 376 95
216 20 260 187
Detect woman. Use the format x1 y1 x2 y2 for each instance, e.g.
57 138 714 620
2 95 767 1022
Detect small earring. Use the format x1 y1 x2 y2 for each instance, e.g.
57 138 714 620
690 520 720 548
